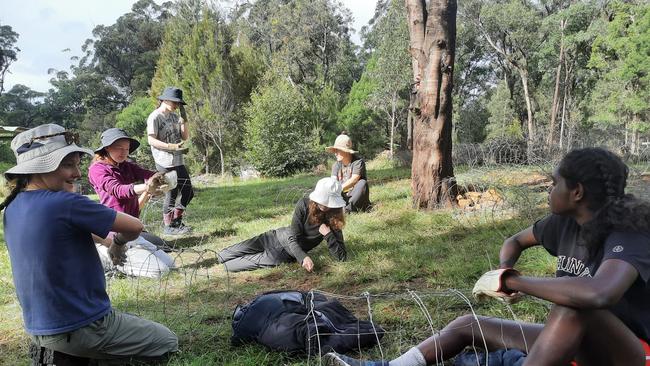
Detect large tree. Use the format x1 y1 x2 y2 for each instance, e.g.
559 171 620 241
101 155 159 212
588 0 650 154
0 24 19 94
405 0 458 208
81 0 171 96
368 0 412 157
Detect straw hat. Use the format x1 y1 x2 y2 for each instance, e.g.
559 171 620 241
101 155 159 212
326 134 356 154
95 128 140 154
308 177 346 208
4 124 92 179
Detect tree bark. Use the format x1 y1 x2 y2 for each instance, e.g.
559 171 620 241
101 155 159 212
547 20 565 149
518 68 535 158
406 0 457 209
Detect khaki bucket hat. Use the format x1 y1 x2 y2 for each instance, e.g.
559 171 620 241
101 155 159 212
326 134 356 154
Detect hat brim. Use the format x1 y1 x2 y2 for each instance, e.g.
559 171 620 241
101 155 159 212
94 137 140 154
157 96 187 105
309 191 347 209
326 146 356 154
4 144 93 179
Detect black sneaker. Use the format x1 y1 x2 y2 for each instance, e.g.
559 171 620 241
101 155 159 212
29 344 90 366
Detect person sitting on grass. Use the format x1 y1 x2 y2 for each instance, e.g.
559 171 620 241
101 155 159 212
89 127 175 278
1 124 178 364
327 133 371 213
218 177 348 272
324 147 650 366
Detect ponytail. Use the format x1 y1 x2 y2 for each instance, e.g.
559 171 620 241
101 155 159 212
0 176 29 211
581 194 650 259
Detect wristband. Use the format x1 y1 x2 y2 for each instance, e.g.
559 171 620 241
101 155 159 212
113 233 129 246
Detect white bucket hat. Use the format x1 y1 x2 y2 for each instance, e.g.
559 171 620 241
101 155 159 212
326 134 356 154
308 177 346 208
4 124 93 179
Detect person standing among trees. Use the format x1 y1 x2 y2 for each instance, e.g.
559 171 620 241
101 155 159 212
1 124 178 364
328 133 371 213
147 87 194 235
324 147 650 366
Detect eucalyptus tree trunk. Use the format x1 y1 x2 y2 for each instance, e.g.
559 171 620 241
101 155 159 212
548 20 566 149
405 0 458 208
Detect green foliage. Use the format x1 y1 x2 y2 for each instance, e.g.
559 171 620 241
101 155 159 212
115 96 157 168
588 1 650 138
0 23 19 93
455 96 489 143
366 0 411 154
152 2 259 175
82 0 171 95
244 78 321 176
115 96 154 137
0 85 46 127
337 56 385 157
241 0 356 90
486 81 522 140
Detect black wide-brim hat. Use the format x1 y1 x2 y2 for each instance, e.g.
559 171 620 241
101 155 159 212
95 128 140 154
157 87 187 105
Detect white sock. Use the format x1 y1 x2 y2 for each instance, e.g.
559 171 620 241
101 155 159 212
389 347 427 366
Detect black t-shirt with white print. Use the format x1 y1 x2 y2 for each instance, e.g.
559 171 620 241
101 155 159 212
533 214 650 342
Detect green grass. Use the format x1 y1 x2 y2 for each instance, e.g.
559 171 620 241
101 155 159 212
1 164 563 365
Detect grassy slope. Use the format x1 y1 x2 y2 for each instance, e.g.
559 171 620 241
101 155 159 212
0 163 557 365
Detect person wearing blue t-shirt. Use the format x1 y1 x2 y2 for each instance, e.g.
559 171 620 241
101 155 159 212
1 124 178 364
324 148 650 366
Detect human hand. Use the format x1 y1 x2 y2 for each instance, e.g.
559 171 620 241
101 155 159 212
318 223 331 236
302 256 314 272
166 141 189 154
179 105 188 121
146 172 167 194
166 141 185 151
472 268 521 303
108 240 128 266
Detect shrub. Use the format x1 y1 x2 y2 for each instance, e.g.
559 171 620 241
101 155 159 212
244 79 321 177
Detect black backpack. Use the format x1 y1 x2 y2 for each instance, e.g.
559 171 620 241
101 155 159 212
231 290 384 355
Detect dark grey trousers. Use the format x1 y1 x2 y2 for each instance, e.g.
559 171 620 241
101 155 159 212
217 229 292 272
344 179 371 212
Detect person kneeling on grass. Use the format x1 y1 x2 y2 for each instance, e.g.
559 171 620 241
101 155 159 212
324 147 650 366
1 124 178 363
89 128 175 278
218 177 347 272
327 133 371 213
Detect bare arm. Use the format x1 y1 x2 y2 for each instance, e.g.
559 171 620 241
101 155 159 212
91 212 142 248
504 259 638 308
180 119 189 141
112 211 143 242
148 134 172 150
341 174 360 192
499 226 539 268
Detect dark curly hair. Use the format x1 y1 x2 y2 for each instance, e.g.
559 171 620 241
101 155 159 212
558 147 650 259
307 200 345 231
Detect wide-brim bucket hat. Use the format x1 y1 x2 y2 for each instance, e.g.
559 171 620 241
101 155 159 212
95 128 140 154
157 87 187 105
308 177 346 208
4 123 93 179
326 133 356 154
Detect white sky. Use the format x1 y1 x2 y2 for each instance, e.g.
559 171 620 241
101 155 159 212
1 0 378 93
